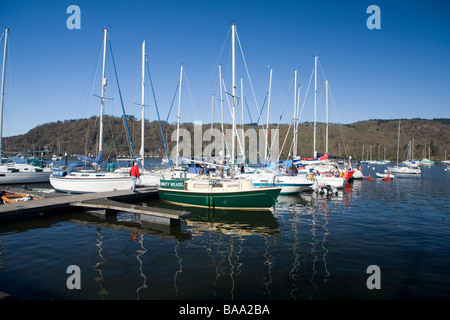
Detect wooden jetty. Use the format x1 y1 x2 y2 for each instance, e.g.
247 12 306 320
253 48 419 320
0 186 190 226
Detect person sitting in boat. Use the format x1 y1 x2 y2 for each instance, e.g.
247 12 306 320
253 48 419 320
291 163 298 176
334 166 339 177
107 161 115 172
287 166 294 176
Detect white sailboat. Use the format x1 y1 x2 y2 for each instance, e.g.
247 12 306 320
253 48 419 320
50 28 133 193
387 120 421 174
297 58 348 190
0 27 52 184
237 66 314 194
237 167 313 194
117 39 166 187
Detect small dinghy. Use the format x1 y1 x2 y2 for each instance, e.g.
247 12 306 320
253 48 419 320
376 172 394 180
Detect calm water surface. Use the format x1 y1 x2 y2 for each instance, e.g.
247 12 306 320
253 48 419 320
0 165 449 300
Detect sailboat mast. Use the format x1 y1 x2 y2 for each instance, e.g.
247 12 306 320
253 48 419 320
219 65 224 162
396 119 401 167
241 77 244 159
175 65 183 167
313 55 318 158
293 70 298 158
231 24 236 166
265 67 273 162
0 27 8 161
326 79 329 154
140 39 145 167
99 28 108 159
211 93 214 150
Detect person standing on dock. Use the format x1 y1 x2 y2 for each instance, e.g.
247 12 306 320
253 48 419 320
130 162 140 192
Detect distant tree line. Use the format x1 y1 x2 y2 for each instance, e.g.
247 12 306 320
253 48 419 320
3 117 450 162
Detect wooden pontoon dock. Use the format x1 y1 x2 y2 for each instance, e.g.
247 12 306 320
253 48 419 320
0 186 190 225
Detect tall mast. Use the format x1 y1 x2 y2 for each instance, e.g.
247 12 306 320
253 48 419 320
313 55 318 158
140 39 145 167
396 119 401 167
326 79 329 155
99 28 108 159
293 69 298 158
231 24 236 166
219 65 224 162
240 77 244 158
265 67 273 162
211 93 214 154
0 27 9 161
175 65 183 167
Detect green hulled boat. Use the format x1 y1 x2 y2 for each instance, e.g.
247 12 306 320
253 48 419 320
158 177 282 210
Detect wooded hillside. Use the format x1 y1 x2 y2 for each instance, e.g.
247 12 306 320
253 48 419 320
3 116 449 162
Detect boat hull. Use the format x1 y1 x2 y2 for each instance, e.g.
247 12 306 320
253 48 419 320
158 188 281 209
313 176 346 189
158 179 281 209
387 167 420 174
376 172 395 179
237 172 313 194
250 182 312 194
50 175 134 193
0 171 51 184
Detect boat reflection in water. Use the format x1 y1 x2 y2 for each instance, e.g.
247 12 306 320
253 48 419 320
65 199 282 300
150 200 281 299
152 199 281 237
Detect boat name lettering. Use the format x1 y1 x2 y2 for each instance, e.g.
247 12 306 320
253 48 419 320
161 180 185 189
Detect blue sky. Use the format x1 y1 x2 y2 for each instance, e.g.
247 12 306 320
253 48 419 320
0 0 449 137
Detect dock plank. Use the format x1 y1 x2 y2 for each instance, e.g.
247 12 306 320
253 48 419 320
0 187 189 225
70 198 189 218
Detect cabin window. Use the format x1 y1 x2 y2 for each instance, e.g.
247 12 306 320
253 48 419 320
193 183 209 189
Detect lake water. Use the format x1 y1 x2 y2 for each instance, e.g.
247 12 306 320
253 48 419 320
0 164 449 301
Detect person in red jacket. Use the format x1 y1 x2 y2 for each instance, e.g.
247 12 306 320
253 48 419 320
130 162 140 192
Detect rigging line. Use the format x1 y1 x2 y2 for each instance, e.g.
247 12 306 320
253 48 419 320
244 95 262 160
80 35 103 124
278 118 294 162
268 71 294 159
106 115 119 158
145 57 171 164
108 37 136 161
328 84 352 158
155 82 179 157
235 29 260 116
220 78 236 150
198 29 231 110
297 67 314 126
7 30 46 135
180 67 198 122
247 94 268 162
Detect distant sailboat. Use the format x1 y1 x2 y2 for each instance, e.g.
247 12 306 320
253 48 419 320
0 27 52 184
387 120 421 174
294 57 350 190
49 28 133 193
